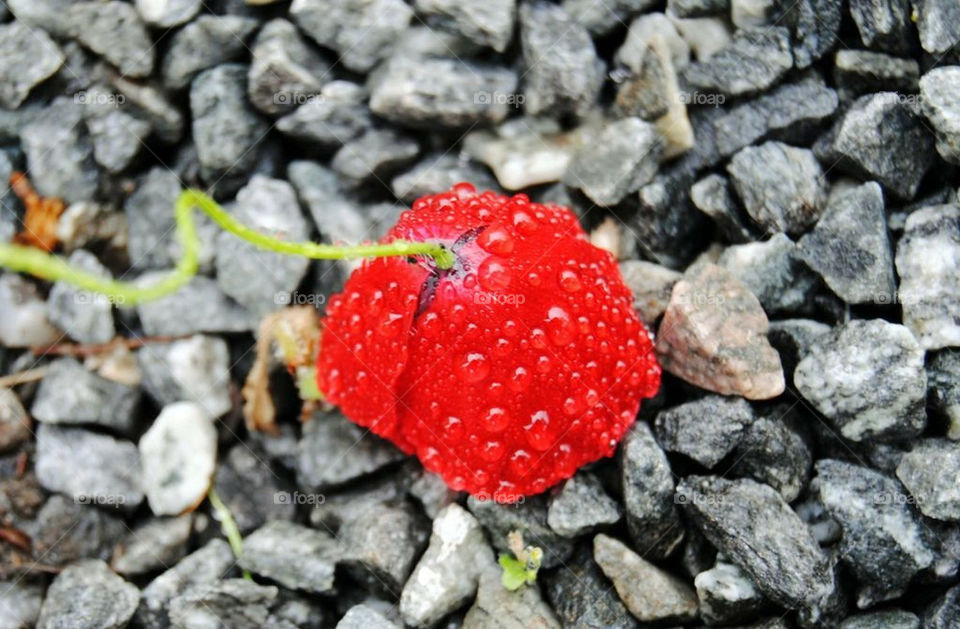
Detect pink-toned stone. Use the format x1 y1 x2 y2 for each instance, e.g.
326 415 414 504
655 264 784 400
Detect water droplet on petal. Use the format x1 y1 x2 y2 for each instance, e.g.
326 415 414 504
525 411 552 450
558 269 582 292
443 416 464 440
480 440 505 462
456 352 490 384
378 312 404 338
483 407 510 432
508 366 531 392
512 209 538 235
546 306 576 346
477 225 515 255
478 258 511 291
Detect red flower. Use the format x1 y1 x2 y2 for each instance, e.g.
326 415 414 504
317 184 660 501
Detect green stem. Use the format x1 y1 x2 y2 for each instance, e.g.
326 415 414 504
0 189 455 305
208 487 252 580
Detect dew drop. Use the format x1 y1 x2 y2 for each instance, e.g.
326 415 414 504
558 269 582 292
480 440 505 462
367 289 384 315
456 352 490 383
508 449 532 477
493 337 511 357
378 312 404 338
478 258 511 291
483 407 510 432
546 306 576 346
536 355 551 373
508 366 531 392
512 209 538 235
530 328 547 349
420 312 441 339
477 225 515 255
502 320 518 337
525 410 552 450
443 416 464 440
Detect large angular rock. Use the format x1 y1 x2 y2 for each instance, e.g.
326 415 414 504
162 15 259 89
66 1 154 77
896 439 960 522
247 19 330 115
656 264 785 400
20 98 99 204
0 22 64 109
654 395 755 468
415 0 516 52
31 358 140 435
794 319 927 442
37 560 139 629
546 471 621 537
339 501 428 594
920 66 960 165
276 81 372 147
239 521 339 594
683 27 792 96
542 544 637 628
332 129 419 187
729 414 812 502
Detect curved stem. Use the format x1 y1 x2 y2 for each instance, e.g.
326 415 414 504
0 189 455 306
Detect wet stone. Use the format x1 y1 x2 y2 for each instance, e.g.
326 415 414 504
31 357 139 435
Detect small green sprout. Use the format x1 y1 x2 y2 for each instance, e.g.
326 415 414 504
498 530 543 591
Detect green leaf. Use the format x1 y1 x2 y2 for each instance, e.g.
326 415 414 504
499 554 529 591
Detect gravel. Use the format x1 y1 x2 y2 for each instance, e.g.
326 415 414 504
239 521 340 594
654 395 755 467
0 22 64 109
37 560 139 629
895 439 960 522
546 471 621 537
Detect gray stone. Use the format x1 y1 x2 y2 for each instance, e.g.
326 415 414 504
407 470 459 519
788 0 842 68
715 75 839 157
81 86 152 173
618 259 681 325
923 584 960 628
339 501 428 594
563 0 656 35
656 264 786 400
840 610 920 629
240 521 339 594
415 0 516 52
392 25 485 58
794 319 927 442
369 56 518 129
37 560 139 629
655 396 755 468
462 564 561 629
288 160 368 246
332 129 420 187
928 350 960 439
215 176 310 317
276 81 372 147
814 459 935 607
616 13 690 76
0 581 44 629
519 2 604 118
190 64 268 186
593 534 699 623
400 504 494 628
20 98 100 204
668 0 728 17
47 250 116 343
0 22 64 108
137 539 235 627
848 0 914 54
213 446 295 535
67 1 154 78
0 274 60 349
290 0 412 73
815 92 935 200
111 76 185 144
135 0 201 27
718 233 819 316
729 415 812 502
338 605 400 629
542 544 637 629
695 562 768 625
162 15 259 90
140 402 217 516
920 66 960 165
613 41 671 122
135 274 257 336
0 388 31 453
834 50 919 97
30 495 126 567
248 19 331 115
6 0 75 38
727 141 827 236
690 174 757 243
547 471 621 537
297 411 406 490
36 424 142 510
392 154 498 203
137 335 232 419
677 476 833 608
564 117 664 206
111 515 193 576
914 0 960 55
798 181 895 304
168 579 278 628
896 205 960 350
467 494 575 569
31 358 139 435
896 439 960 522
621 422 684 560
683 27 792 97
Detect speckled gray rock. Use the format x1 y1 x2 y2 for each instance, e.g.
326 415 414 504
0 22 64 108
139 402 217 516
798 181 895 304
36 424 143 509
895 440 960 522
519 2 604 118
840 609 920 629
37 560 139 629
369 56 518 129
80 85 151 173
47 250 116 343
415 0 516 52
239 521 339 594
332 129 419 187
467 494 574 569
914 0 960 54
215 176 310 317
110 515 192 576
714 75 839 157
834 50 919 97
0 388 31 453
928 350 960 439
290 0 412 73
31 495 126 567
717 233 819 316
20 98 99 204
288 160 367 245
213 446 296 535
162 15 258 89
690 174 757 243
655 396 755 468
547 471 621 537
543 544 637 628
668 0 728 17
683 27 792 97
66 1 154 77
695 562 768 625
137 539 235 627
920 67 960 165
923 584 960 628
563 0 656 35
298 409 406 490
814 459 935 607
621 422 684 560
135 0 200 27
190 64 268 186
338 605 400 629
247 19 331 115
729 415 812 502
618 259 681 325
463 564 561 629
795 319 927 442
0 274 61 348
815 92 935 200
339 501 428 594
727 141 827 236
788 0 842 68
276 81 372 147
676 476 833 608
169 579 278 628
564 117 664 206
400 504 494 628
137 335 232 418
135 274 257 336
848 0 914 54
6 0 75 37
656 264 786 400
392 154 499 203
31 358 139 435
594 533 699 623
896 205 960 350
0 581 44 629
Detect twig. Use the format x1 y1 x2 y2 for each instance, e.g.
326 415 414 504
207 487 252 580
0 367 49 388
